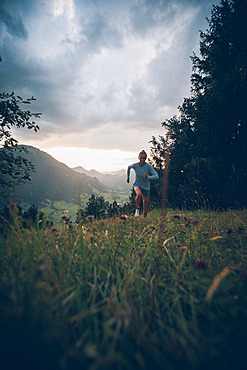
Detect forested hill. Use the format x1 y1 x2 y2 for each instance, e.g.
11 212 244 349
10 146 109 205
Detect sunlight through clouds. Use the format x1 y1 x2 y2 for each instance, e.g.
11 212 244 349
52 0 75 19
45 147 137 172
0 0 220 170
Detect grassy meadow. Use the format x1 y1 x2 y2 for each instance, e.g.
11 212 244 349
19 189 129 225
0 206 247 370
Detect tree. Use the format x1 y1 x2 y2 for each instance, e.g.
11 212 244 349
151 0 247 208
76 196 133 222
107 200 120 217
84 194 109 219
0 203 44 235
0 66 41 197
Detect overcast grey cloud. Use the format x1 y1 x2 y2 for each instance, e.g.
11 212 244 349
0 0 220 170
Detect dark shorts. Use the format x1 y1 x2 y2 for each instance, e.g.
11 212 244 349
134 186 150 197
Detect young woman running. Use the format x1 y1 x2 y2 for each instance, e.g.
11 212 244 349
127 150 159 217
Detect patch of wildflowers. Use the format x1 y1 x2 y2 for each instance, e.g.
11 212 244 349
193 259 206 270
225 228 233 234
185 218 199 227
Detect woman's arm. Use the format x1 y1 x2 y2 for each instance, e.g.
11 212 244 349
127 164 133 182
147 165 159 180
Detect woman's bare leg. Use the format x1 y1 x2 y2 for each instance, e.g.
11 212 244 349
142 195 149 217
134 186 142 208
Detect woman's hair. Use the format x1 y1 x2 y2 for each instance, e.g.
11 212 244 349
139 150 147 158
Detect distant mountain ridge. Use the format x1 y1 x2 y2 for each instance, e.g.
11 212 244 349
9 146 109 205
72 166 133 192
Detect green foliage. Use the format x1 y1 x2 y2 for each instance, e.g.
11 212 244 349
107 200 121 217
0 203 45 235
0 92 40 146
76 195 130 222
22 204 44 226
85 194 110 219
0 146 35 189
0 207 247 369
151 0 247 209
0 90 41 196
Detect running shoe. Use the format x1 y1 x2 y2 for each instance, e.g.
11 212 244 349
134 208 140 217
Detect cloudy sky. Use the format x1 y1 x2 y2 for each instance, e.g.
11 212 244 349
0 0 220 172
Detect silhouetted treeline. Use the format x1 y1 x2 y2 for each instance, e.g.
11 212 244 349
150 0 247 209
0 203 48 236
76 194 134 221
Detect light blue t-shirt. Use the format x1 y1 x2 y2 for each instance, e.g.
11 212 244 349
127 162 159 191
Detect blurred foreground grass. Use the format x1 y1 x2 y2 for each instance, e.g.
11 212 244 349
0 206 247 370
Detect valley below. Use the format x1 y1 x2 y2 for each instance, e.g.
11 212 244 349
2 145 134 223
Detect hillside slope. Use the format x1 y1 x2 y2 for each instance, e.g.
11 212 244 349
12 146 109 205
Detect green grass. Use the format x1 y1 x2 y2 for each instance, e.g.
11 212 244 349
39 199 80 224
0 207 247 370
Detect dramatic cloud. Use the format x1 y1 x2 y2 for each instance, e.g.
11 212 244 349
0 0 220 170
